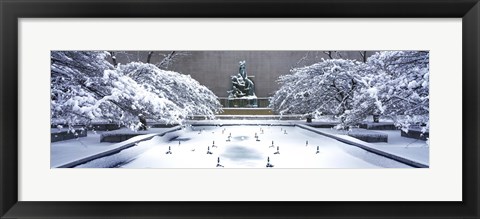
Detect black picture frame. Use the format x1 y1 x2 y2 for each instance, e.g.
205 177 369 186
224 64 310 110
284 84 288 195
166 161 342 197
1 0 479 218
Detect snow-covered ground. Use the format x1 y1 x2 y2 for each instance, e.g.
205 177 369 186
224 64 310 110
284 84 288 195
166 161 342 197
76 125 411 168
367 130 429 165
51 128 172 167
317 128 429 165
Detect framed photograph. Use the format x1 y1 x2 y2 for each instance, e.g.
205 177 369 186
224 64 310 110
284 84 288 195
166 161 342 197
1 0 479 218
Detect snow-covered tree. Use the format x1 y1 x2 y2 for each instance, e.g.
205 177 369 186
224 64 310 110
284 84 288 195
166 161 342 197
51 51 221 129
270 59 364 120
118 62 222 118
271 51 429 131
346 51 430 131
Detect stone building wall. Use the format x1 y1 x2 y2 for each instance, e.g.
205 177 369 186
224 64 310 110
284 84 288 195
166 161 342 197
114 51 373 98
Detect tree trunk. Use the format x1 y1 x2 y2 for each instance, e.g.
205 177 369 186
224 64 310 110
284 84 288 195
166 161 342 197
146 51 154 63
360 51 367 63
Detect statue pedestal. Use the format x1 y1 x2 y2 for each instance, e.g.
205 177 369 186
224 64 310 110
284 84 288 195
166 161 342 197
228 98 258 108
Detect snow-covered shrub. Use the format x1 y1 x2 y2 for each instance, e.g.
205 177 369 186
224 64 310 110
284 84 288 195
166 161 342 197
346 129 388 143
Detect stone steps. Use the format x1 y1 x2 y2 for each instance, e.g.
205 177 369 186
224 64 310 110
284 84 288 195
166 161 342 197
218 108 273 115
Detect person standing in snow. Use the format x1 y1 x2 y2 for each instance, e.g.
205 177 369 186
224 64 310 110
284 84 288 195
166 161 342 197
138 113 147 131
